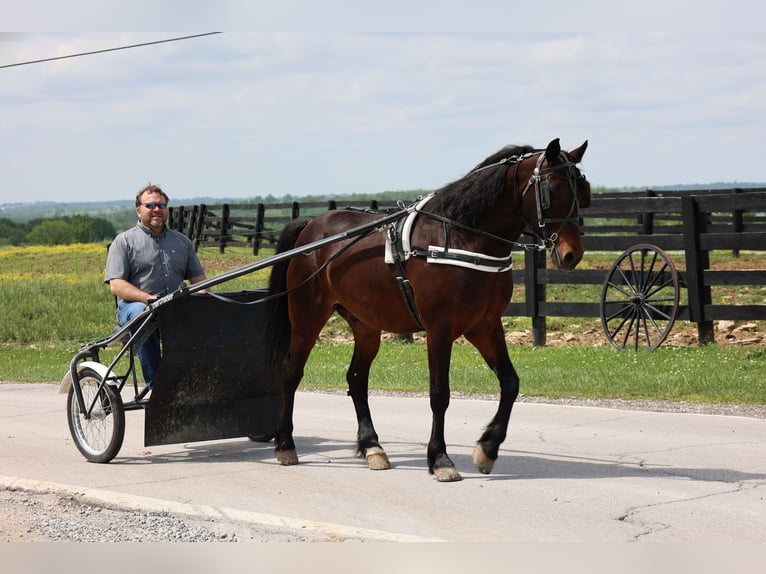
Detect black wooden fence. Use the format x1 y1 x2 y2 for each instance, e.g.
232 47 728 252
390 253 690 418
169 188 766 345
507 189 766 345
169 199 392 254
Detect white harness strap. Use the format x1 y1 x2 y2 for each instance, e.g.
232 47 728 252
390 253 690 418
425 245 513 272
384 194 433 264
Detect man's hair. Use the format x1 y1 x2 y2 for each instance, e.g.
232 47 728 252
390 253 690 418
135 183 170 207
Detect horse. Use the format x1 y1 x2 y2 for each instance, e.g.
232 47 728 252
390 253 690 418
264 138 590 481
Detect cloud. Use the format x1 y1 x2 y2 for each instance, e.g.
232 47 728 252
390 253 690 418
1 32 765 204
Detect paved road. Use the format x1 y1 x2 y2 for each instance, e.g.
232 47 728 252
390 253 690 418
1 382 764 542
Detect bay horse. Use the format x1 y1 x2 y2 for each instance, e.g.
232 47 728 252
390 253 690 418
265 138 590 481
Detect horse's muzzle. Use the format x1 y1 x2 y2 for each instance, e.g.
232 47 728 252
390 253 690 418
552 240 583 271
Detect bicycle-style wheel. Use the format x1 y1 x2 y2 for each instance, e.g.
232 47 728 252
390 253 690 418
600 244 680 350
67 367 125 463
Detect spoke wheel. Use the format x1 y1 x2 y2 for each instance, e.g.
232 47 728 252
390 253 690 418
67 367 125 463
600 244 680 350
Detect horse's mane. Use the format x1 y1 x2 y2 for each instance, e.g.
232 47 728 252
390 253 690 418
430 145 538 226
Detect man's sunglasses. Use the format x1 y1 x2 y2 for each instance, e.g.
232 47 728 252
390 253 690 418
142 202 168 210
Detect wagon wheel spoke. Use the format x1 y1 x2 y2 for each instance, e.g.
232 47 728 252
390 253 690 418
644 276 676 301
605 279 637 299
643 302 674 322
639 305 667 341
623 311 639 350
605 308 634 341
638 250 660 292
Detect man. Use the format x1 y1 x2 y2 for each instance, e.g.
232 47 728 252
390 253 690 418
104 183 207 389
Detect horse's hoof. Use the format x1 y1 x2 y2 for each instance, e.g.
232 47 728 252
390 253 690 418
472 444 495 475
365 447 391 470
433 467 463 482
276 449 299 466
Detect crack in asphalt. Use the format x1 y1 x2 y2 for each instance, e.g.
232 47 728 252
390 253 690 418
616 481 765 541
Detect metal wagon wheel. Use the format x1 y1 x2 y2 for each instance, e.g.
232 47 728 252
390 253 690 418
600 243 680 350
67 367 125 463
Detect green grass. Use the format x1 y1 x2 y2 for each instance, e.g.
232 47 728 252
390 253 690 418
4 339 765 405
301 341 766 404
1 243 764 406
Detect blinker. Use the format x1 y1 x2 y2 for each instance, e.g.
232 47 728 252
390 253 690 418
538 178 551 210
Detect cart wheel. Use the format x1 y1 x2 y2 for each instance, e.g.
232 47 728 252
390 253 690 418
600 244 680 350
67 367 125 463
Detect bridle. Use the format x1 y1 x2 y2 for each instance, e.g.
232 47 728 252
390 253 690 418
519 151 584 249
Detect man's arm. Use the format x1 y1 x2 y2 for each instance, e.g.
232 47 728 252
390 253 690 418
109 278 156 304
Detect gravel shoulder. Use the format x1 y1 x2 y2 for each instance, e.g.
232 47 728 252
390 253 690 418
0 488 358 543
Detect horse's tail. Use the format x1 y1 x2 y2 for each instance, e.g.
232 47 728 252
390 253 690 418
264 217 311 376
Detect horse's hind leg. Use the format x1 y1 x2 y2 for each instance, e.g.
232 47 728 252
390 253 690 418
341 312 390 470
464 321 520 475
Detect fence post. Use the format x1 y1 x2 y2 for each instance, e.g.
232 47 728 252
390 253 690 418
641 189 655 235
732 188 743 258
254 203 265 255
187 205 198 240
219 204 230 254
171 205 181 232
524 247 547 346
193 205 207 251
328 200 337 211
681 196 714 344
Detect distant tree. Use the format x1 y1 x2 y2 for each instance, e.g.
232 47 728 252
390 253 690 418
21 215 116 245
67 214 116 242
107 211 138 233
89 217 116 241
69 215 93 243
0 218 29 246
26 220 76 245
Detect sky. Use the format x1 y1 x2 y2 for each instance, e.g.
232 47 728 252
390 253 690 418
2 26 765 205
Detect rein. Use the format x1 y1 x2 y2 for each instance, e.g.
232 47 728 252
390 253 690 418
410 206 542 252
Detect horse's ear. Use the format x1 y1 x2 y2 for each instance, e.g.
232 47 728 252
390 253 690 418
568 140 588 163
545 138 561 163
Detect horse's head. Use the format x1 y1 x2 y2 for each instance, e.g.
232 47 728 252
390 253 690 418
519 138 590 270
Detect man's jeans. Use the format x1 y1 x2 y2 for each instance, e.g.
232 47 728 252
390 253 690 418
117 301 160 388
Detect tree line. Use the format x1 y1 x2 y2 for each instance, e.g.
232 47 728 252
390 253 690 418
0 185 625 247
0 215 117 246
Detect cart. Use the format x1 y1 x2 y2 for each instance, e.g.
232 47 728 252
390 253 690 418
60 208 411 463
599 243 682 350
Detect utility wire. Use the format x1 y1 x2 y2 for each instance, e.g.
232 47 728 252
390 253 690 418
0 32 222 69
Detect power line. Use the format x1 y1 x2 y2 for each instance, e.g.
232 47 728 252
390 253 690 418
0 32 222 69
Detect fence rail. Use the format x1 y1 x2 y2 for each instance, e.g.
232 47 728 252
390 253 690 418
169 188 766 345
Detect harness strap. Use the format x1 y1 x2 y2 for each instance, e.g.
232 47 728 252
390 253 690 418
395 275 425 332
385 218 425 331
413 246 512 272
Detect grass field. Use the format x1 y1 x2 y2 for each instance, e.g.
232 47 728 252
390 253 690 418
1 243 764 406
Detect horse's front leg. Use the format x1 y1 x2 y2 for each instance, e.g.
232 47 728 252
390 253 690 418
426 330 462 482
464 321 520 475
344 317 390 470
